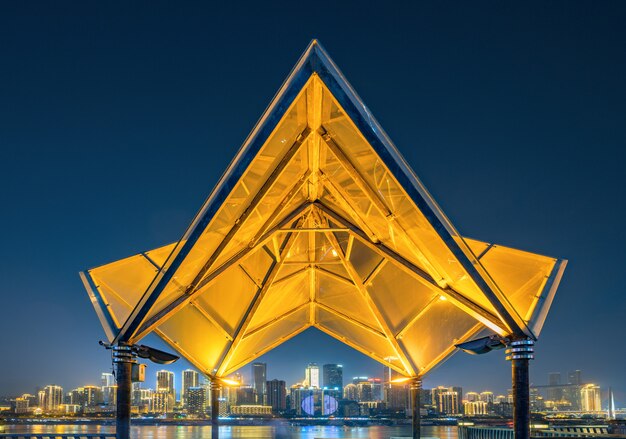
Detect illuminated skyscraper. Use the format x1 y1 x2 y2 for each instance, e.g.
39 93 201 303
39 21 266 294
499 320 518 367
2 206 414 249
102 385 117 406
252 362 267 404
266 379 286 412
580 384 601 412
368 378 383 401
322 364 343 390
101 372 115 387
151 390 170 414
187 387 206 417
181 369 199 408
432 386 462 415
305 363 320 388
464 401 488 415
156 370 175 410
466 392 480 402
42 385 63 412
480 392 494 404
343 383 358 401
83 385 100 408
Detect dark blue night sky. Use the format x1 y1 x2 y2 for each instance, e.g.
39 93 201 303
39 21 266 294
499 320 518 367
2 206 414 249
1 2 625 405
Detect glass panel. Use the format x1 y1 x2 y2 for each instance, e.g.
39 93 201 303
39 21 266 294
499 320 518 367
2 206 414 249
144 243 178 268
193 265 258 335
316 308 402 372
366 262 438 334
479 245 556 323
239 246 275 288
316 273 379 329
156 304 230 374
89 254 159 325
463 238 491 260
223 307 310 376
93 282 131 328
348 239 383 281
246 270 310 332
399 298 481 372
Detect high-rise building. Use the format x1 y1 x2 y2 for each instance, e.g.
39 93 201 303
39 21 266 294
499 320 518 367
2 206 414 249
464 401 488 415
151 390 170 414
548 372 561 385
252 363 267 405
83 385 101 408
368 378 383 401
236 386 256 405
305 363 320 388
266 379 286 412
351 377 373 402
132 387 152 413
42 385 64 412
187 387 206 417
13 397 29 414
432 386 462 415
343 383 358 401
181 369 200 408
547 372 563 401
568 370 582 385
322 364 343 391
101 372 115 387
440 391 460 415
156 370 175 410
466 392 480 402
580 384 601 412
479 392 494 404
102 385 117 406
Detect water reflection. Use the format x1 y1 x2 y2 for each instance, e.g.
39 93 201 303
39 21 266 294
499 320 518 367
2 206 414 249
5 424 459 439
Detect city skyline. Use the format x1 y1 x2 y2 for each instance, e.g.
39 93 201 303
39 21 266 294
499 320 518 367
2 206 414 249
3 357 618 410
1 1 625 408
4 363 616 419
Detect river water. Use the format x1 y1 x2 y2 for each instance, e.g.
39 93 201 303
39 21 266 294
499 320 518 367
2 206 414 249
1 424 459 439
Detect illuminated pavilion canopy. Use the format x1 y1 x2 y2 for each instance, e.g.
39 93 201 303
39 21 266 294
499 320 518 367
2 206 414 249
81 40 566 379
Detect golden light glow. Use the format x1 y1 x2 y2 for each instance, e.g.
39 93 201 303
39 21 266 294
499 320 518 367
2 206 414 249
389 376 414 384
218 378 242 387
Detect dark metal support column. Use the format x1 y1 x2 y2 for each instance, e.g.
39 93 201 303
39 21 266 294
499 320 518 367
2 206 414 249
410 378 422 439
210 379 221 439
506 339 534 439
113 345 136 439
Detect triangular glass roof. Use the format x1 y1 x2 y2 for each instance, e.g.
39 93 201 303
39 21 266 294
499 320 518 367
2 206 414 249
81 40 566 378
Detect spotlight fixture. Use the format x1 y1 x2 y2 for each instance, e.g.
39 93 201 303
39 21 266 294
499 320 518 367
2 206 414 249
455 334 508 355
99 341 179 364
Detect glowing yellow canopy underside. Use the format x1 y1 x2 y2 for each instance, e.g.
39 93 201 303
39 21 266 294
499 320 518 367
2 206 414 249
81 41 566 379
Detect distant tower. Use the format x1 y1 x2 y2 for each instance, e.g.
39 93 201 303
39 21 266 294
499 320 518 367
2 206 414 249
568 370 582 385
101 372 115 387
181 369 199 409
305 363 320 388
266 379 287 412
580 384 601 412
322 364 343 390
607 387 616 420
252 362 267 405
547 372 563 401
42 385 63 412
156 370 175 410
187 387 206 417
